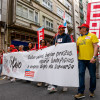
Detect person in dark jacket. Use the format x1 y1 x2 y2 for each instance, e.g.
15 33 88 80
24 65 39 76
53 25 71 45
47 24 71 93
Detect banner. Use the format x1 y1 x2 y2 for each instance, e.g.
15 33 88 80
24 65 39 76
86 2 100 39
37 26 44 49
3 43 79 87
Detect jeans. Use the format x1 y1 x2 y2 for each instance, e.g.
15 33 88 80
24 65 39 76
0 64 2 76
78 60 96 94
96 57 99 75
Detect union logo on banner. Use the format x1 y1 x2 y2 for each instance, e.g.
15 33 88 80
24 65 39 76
25 69 35 77
86 2 100 39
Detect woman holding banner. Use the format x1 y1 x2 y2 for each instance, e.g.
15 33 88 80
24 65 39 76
10 45 18 82
28 42 36 51
37 39 48 87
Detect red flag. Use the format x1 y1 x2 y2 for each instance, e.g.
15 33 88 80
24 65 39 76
37 28 44 49
70 35 74 42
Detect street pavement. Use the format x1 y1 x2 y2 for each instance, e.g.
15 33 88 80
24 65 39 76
0 69 100 100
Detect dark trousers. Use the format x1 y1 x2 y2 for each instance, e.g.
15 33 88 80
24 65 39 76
78 60 96 94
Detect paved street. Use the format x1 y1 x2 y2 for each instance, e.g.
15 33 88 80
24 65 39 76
0 69 100 100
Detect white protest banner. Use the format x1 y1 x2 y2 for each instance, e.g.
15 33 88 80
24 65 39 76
3 43 79 87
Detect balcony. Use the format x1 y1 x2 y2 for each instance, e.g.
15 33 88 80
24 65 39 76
34 0 40 3
33 21 40 26
68 0 72 4
80 9 84 17
68 10 73 16
45 27 53 31
79 0 83 8
80 19 84 25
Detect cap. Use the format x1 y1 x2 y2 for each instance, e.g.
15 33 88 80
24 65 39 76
58 25 66 29
78 24 89 28
10 45 15 48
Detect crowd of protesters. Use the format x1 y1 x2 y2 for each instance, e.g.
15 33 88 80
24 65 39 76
0 23 100 99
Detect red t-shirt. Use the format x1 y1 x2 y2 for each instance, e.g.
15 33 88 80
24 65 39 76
11 49 18 52
40 46 47 49
31 47 36 50
0 55 3 64
27 47 36 51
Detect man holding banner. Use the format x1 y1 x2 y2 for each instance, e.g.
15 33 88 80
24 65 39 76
47 24 71 93
75 24 99 99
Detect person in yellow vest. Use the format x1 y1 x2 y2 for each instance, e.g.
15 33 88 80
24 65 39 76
74 24 99 99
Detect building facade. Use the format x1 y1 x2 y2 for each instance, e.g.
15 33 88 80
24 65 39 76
0 0 7 50
0 0 88 50
73 0 88 40
0 0 74 50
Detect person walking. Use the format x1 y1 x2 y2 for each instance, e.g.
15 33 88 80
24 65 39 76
37 39 47 87
47 24 71 93
19 45 24 52
74 24 99 99
10 45 18 82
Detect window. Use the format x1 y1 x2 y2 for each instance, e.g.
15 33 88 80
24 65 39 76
35 11 38 23
29 10 34 21
57 7 64 18
16 3 39 23
42 0 52 11
75 10 79 17
16 4 22 16
65 12 72 24
46 21 48 26
51 23 53 29
42 16 45 26
23 7 28 18
43 16 53 31
0 0 1 9
64 0 72 10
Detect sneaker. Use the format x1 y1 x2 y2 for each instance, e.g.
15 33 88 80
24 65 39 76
47 85 57 93
74 93 85 99
7 76 10 80
37 82 42 87
63 87 68 92
89 92 94 97
10 78 16 82
45 83 48 87
2 76 7 80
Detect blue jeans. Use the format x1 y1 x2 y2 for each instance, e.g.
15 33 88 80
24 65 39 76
0 64 2 76
78 60 96 94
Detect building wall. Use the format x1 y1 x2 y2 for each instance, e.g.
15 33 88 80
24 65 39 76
5 0 74 50
0 0 7 50
0 0 88 50
74 0 88 40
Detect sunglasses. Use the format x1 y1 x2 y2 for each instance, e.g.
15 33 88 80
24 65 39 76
79 27 86 29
